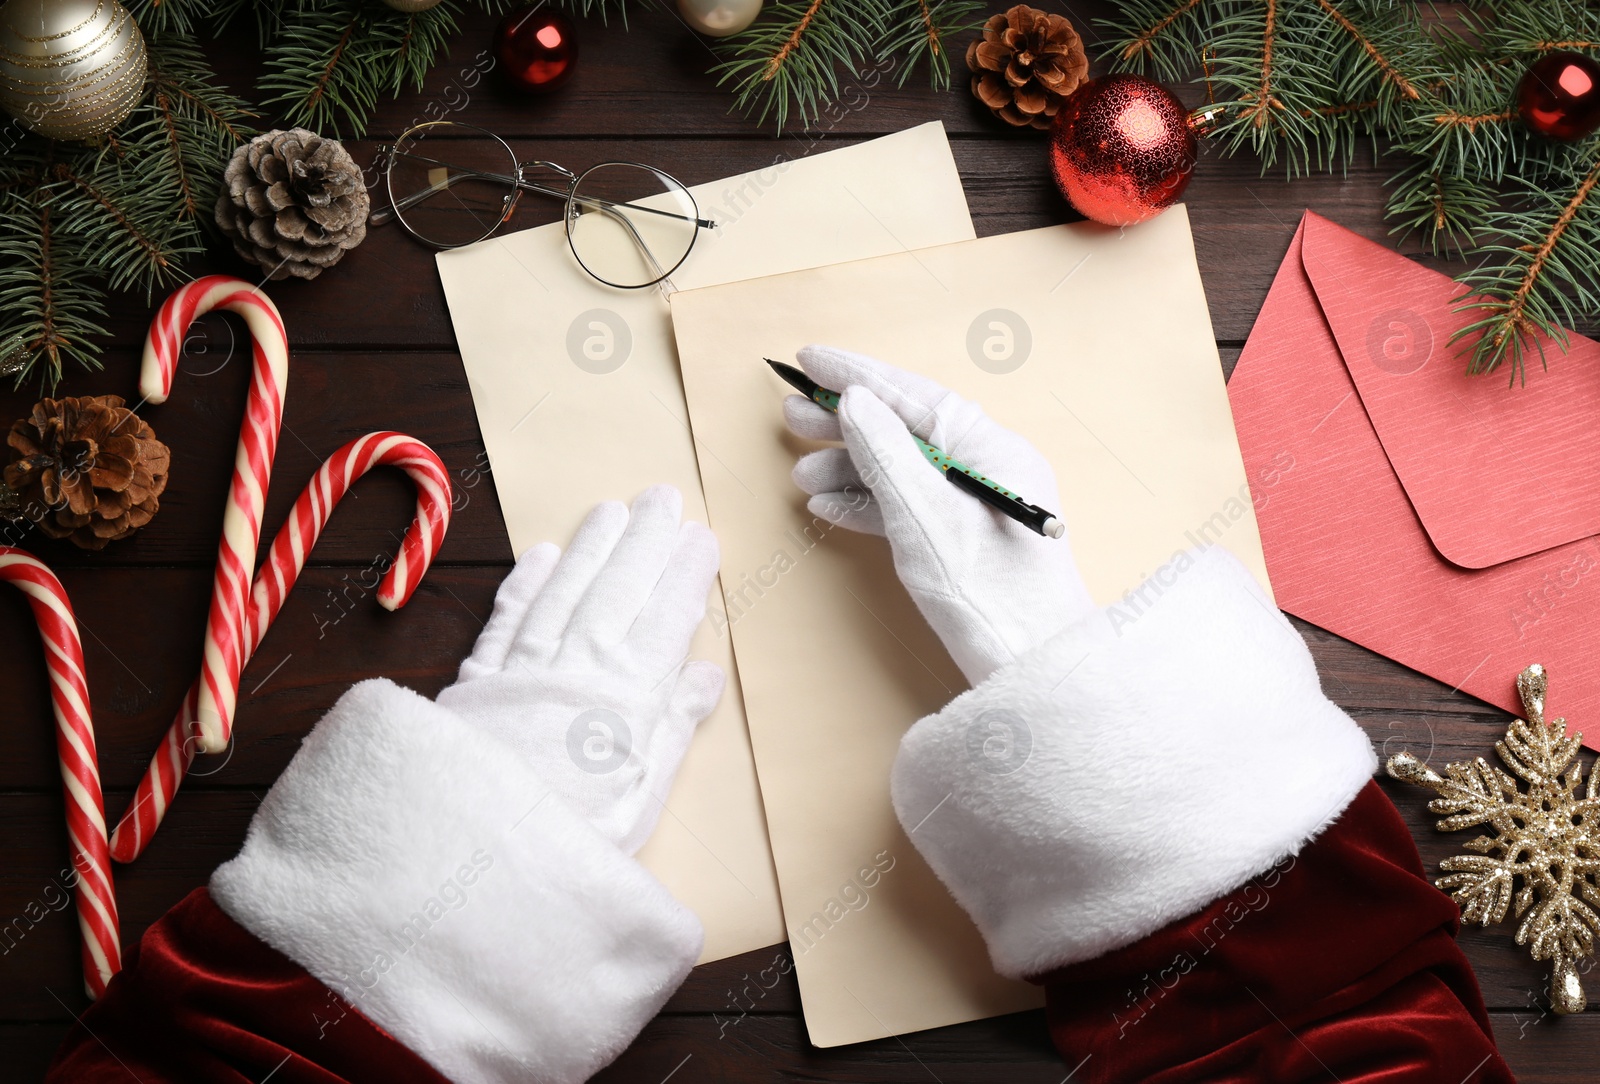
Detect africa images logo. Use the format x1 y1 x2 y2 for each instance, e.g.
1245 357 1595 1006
1365 308 1432 376
567 309 632 374
966 309 1032 375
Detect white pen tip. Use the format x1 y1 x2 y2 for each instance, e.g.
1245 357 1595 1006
1043 518 1065 540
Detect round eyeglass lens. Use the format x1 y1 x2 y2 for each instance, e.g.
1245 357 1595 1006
566 163 702 288
387 122 520 249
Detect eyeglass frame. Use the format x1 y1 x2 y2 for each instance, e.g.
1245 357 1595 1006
369 119 718 290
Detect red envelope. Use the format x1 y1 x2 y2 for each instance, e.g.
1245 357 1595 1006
1229 211 1600 741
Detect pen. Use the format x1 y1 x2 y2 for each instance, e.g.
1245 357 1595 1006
766 359 1066 540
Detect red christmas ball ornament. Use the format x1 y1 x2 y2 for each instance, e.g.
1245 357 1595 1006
1048 74 1197 227
494 8 578 93
1517 51 1600 142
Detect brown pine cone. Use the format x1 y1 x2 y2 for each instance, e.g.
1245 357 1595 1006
967 6 1090 130
4 396 171 551
216 128 370 281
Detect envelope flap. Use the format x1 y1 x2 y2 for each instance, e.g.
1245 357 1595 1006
1300 211 1600 569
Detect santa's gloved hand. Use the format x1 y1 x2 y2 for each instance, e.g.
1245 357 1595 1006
785 345 1094 684
437 485 725 855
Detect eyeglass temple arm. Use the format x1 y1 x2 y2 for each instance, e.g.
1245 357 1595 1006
589 200 674 291
369 154 718 230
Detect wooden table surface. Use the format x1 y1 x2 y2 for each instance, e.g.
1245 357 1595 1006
2 3 1595 1079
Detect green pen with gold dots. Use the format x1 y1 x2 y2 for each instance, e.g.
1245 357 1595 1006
765 359 1066 540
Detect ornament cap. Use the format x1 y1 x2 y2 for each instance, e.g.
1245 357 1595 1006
1553 956 1586 1014
1517 663 1547 725
1384 750 1444 790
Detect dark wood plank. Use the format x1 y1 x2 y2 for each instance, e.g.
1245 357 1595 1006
590 1011 1600 1083
0 350 511 570
4 3 1597 1079
0 567 500 791
0 792 256 1021
0 1025 63 1082
3 1011 1595 1083
219 2 1073 143
70 138 1553 388
366 3 996 140
0 629 1587 1029
29 0 1594 365
0 570 1525 789
80 141 1417 352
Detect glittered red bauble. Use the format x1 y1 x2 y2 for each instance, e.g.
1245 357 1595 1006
1048 74 1197 227
494 8 578 93
1517 51 1600 142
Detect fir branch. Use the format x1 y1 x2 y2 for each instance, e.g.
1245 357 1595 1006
52 163 174 279
1311 0 1418 101
153 88 199 217
49 140 199 298
1103 0 1441 170
1487 0 1600 60
770 0 829 79
1386 162 1496 254
144 65 252 150
0 175 110 391
1239 0 1280 128
0 17 248 389
263 5 371 136
880 0 984 90
1432 108 1512 134
1452 154 1600 383
1098 0 1214 84
547 0 629 25
1531 41 1599 53
310 11 362 116
1091 1 1600 390
1202 0 1350 172
136 36 258 223
256 1 507 138
710 0 882 130
1310 98 1378 117
1119 0 1208 66
126 0 223 38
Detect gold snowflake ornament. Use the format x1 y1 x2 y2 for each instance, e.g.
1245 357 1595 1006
1386 664 1600 1014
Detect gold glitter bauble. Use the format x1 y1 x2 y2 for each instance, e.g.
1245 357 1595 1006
1387 664 1600 1014
0 0 148 141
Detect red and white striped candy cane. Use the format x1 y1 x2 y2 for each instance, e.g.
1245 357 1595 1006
109 432 453 863
0 549 120 998
143 276 289 756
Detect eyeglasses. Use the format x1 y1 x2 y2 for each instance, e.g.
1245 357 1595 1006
369 120 717 290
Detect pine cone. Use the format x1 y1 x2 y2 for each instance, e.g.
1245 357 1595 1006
215 128 370 281
4 396 171 551
967 6 1089 130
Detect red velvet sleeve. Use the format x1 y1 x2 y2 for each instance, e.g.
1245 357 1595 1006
1035 781 1513 1083
47 888 450 1084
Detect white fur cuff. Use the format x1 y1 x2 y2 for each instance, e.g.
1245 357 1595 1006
211 679 702 1084
890 547 1376 980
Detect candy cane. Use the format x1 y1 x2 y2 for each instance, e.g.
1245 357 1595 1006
143 276 289 756
0 549 120 998
109 433 453 863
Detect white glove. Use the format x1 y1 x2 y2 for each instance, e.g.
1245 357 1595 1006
437 485 726 855
786 345 1094 685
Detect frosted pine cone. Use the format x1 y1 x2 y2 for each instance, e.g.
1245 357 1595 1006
216 128 370 281
967 6 1089 130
